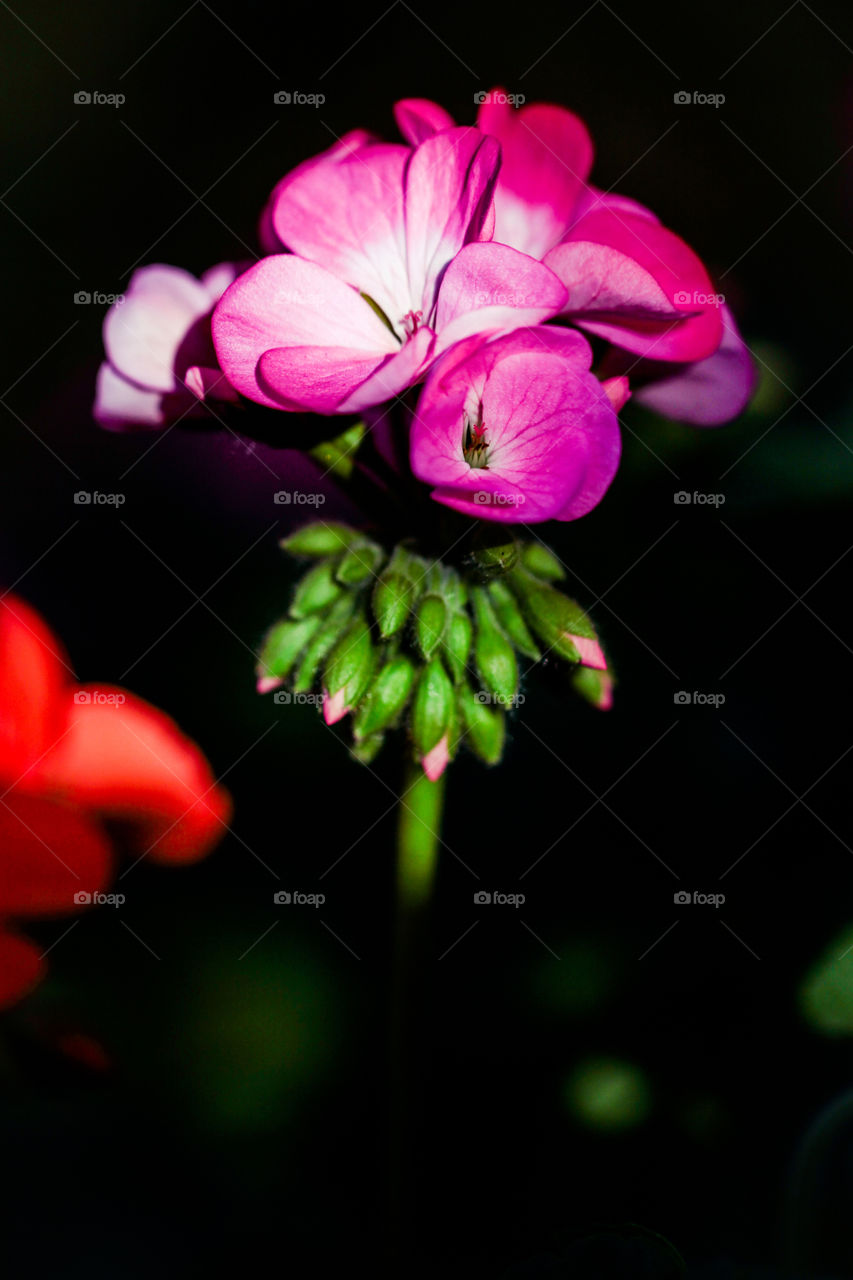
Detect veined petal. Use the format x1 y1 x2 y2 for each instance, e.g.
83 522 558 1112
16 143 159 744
632 305 756 425
433 242 567 351
270 142 411 324
476 93 594 258
211 255 398 409
337 325 435 414
259 129 378 253
403 127 500 318
394 98 456 145
259 345 396 414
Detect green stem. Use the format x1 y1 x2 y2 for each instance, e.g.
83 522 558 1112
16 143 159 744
387 760 446 1264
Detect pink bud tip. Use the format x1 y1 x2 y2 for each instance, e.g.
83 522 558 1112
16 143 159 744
601 376 631 412
421 734 450 782
597 676 615 711
256 675 282 694
323 688 350 725
569 635 607 671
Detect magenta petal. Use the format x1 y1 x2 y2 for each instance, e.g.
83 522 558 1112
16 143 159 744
259 130 378 253
394 98 455 145
338 326 435 414
403 127 500 317
633 306 756 426
270 142 410 325
211 255 396 410
547 210 723 362
184 364 238 402
570 184 660 227
476 94 594 258
433 242 567 351
259 346 390 414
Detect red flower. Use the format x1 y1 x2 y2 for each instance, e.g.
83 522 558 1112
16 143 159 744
0 594 231 1009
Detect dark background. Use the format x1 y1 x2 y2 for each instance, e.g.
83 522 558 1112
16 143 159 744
2 0 853 1275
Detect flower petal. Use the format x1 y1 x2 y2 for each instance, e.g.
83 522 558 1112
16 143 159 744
211 255 397 410
337 326 436 414
94 362 170 431
632 306 756 425
0 791 113 917
0 594 69 786
259 130 380 253
39 688 231 865
476 93 594 258
547 210 723 362
394 98 456 145
103 265 213 394
433 242 567 351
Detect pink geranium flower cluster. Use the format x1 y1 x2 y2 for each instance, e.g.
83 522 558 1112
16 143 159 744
96 91 755 524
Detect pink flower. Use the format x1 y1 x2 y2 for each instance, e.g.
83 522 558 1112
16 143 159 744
211 128 567 416
409 327 621 523
94 263 240 431
394 93 729 369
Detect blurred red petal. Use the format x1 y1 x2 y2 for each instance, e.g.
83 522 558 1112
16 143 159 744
0 791 113 917
0 595 69 786
40 687 231 864
0 931 46 1009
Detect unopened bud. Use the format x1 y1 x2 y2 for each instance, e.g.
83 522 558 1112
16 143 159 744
292 593 358 693
508 569 606 669
443 610 473 684
472 588 519 704
457 684 505 765
256 615 322 692
290 558 344 618
411 657 454 780
519 541 565 582
414 593 448 660
487 579 541 661
280 522 360 557
572 664 614 710
322 614 377 724
336 540 384 586
353 654 417 740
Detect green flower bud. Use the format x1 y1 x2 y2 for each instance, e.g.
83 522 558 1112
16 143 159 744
371 547 426 639
353 654 417 740
350 733 385 765
256 615 323 692
442 610 473 684
411 656 455 780
487 579 542 661
572 664 614 711
322 614 377 724
441 565 468 609
307 420 366 480
457 684 505 766
280 522 360 558
292 593 358 693
472 588 519 704
290 558 344 618
520 541 566 581
414 593 448 660
508 569 606 669
468 534 519 580
335 540 384 586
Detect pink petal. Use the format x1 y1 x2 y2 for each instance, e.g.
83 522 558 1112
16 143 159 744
211 255 397 410
547 209 723 362
103 264 212 394
270 142 411 326
601 376 631 412
433 242 567 351
338 325 435 414
632 305 756 425
323 689 349 725
259 130 378 253
476 93 594 259
422 734 449 781
259 345 397 414
184 364 238 402
568 636 607 670
394 98 456 145
403 127 500 318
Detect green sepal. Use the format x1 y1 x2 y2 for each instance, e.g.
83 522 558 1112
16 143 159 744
507 567 599 664
487 579 542 661
442 610 473 684
256 615 323 686
335 540 384 586
520 541 566 582
290 558 344 618
472 587 519 704
457 684 506 766
350 733 385 766
292 593 358 693
280 522 361 558
307 421 366 480
467 530 519 580
572 663 614 710
322 614 378 711
353 654 417 740
414 593 449 660
411 656 455 759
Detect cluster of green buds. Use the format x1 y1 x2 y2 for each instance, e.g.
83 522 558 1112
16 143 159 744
256 522 613 779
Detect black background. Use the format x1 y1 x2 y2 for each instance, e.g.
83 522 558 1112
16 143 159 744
2 1 853 1275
